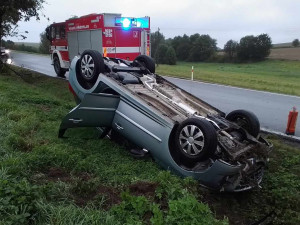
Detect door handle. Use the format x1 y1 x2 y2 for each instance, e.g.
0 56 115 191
115 123 123 130
69 118 83 123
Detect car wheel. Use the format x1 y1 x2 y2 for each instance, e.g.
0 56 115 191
133 55 155 73
79 50 105 83
226 110 260 137
54 56 66 77
174 118 217 163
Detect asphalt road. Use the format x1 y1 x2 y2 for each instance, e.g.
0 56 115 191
11 51 59 78
10 51 300 137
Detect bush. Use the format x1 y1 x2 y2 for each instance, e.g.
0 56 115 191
292 39 299 47
0 178 42 224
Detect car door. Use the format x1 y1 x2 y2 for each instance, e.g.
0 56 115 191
59 93 120 137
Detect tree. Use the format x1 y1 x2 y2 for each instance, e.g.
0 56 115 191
2 39 14 49
292 39 299 47
237 34 272 61
224 40 238 59
0 0 46 42
188 34 217 61
150 29 165 59
154 43 168 64
39 31 50 54
237 35 257 60
165 46 177 65
254 34 272 60
171 34 191 61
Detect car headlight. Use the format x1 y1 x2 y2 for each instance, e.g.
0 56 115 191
6 58 12 64
5 49 10 54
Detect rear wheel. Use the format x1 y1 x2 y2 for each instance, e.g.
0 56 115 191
226 110 260 137
174 118 217 164
53 56 66 77
133 55 155 73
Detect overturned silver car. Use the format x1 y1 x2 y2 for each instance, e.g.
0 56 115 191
59 50 272 192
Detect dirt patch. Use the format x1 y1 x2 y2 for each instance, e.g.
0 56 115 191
73 181 158 209
46 167 72 182
129 181 158 198
36 104 51 112
96 185 122 209
33 167 93 183
199 188 274 225
72 185 121 209
76 172 92 181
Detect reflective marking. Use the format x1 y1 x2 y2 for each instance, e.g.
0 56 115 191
104 46 140 54
51 46 68 51
116 110 162 142
79 107 116 111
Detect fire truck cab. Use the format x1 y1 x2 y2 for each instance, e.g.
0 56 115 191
46 13 151 77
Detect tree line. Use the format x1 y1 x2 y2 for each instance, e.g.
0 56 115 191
151 30 275 65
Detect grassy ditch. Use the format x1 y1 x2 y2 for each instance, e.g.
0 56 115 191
0 66 299 224
156 60 300 96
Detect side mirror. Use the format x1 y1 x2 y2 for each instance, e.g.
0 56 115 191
46 27 51 41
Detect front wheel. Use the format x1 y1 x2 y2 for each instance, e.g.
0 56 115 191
53 56 66 77
174 118 217 164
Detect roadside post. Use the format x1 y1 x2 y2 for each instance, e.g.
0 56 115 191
286 106 298 135
191 66 194 81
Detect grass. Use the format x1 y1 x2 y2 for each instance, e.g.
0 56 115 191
156 60 300 96
0 65 299 224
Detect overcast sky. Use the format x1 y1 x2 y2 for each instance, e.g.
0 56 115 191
7 0 300 47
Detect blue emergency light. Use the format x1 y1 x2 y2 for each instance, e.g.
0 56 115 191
115 17 149 29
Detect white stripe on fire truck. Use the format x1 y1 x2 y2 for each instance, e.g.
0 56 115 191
105 47 140 54
50 46 68 51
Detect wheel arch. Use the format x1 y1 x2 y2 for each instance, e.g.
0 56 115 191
52 50 68 69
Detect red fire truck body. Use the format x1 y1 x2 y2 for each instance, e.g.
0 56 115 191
46 13 151 76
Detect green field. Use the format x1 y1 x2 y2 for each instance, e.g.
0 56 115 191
15 42 40 48
156 60 300 96
0 66 299 224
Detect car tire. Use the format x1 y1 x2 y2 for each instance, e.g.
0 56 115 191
174 118 217 164
79 50 105 83
54 56 66 77
133 55 155 73
226 110 260 137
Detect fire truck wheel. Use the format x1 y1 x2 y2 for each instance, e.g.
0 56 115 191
133 55 155 73
79 50 105 83
226 110 260 137
53 56 66 77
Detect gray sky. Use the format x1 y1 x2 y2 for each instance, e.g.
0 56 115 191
8 0 300 47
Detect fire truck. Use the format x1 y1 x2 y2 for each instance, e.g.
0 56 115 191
46 13 151 77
